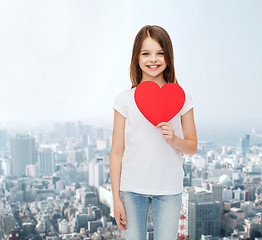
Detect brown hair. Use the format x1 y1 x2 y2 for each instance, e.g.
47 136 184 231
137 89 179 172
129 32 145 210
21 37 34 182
130 25 178 88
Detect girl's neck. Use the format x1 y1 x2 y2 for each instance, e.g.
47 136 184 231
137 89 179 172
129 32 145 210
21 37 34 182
140 75 167 88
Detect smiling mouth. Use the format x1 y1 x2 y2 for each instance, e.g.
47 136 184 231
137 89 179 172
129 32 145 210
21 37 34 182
147 65 161 69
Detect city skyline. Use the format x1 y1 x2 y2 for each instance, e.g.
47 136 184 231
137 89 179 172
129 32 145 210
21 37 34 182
1 119 261 147
1 116 262 239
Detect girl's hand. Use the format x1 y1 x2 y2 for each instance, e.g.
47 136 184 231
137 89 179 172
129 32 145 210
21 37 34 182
114 199 127 230
156 122 177 146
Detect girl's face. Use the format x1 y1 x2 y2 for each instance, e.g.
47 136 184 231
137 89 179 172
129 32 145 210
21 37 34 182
138 37 167 81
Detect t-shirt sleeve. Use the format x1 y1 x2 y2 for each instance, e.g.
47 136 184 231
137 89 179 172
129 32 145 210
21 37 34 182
113 91 128 118
180 92 194 116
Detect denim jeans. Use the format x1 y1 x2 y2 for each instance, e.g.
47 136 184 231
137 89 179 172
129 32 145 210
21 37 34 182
120 190 182 240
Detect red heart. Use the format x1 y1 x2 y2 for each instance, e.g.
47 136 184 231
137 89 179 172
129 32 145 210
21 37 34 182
134 81 185 126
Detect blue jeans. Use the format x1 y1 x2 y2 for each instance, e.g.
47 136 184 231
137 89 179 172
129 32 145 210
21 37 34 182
120 191 182 240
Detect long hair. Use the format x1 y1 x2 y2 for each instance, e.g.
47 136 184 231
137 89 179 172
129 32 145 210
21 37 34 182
130 25 178 88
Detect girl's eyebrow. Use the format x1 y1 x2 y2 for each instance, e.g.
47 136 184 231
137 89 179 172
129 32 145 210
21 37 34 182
141 49 164 52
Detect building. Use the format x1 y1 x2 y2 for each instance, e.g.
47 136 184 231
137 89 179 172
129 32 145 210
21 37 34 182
38 148 55 176
75 213 94 231
183 162 193 186
240 134 250 157
89 158 104 188
0 213 14 236
2 159 11 176
98 184 114 216
201 235 219 240
81 192 98 207
0 130 7 147
182 187 216 239
11 134 36 176
189 201 221 240
209 183 223 203
22 222 35 236
58 219 70 234
221 207 245 235
88 221 102 234
203 182 223 214
25 164 39 177
222 188 233 201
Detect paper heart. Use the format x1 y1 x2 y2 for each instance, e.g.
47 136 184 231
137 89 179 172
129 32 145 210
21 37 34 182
134 81 185 126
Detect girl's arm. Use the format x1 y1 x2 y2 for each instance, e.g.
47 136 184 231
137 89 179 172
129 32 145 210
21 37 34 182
109 110 126 203
174 108 197 155
156 108 197 155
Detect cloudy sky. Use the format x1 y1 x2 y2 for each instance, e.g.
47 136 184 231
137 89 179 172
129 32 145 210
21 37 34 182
0 0 261 145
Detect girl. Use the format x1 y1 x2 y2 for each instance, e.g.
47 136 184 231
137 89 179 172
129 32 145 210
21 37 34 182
110 25 197 240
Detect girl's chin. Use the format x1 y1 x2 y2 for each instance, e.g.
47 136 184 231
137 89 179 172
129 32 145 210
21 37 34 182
142 74 164 80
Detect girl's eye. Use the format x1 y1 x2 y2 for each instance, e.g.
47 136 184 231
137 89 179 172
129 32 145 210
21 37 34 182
141 52 163 56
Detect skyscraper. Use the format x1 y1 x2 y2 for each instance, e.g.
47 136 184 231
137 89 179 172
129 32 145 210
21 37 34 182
0 130 7 147
38 148 55 176
240 134 250 157
89 158 104 188
209 183 223 203
182 187 216 239
11 134 36 176
183 161 193 186
189 201 221 240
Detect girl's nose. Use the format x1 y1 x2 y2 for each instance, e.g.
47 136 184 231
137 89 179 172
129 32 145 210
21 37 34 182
150 55 157 62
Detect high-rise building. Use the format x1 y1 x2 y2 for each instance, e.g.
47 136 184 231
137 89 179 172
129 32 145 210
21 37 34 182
205 182 224 214
0 213 14 236
75 213 94 231
88 221 102 234
0 130 7 147
89 158 104 188
11 134 36 176
81 134 88 147
97 128 104 140
189 201 221 240
240 134 250 157
2 159 11 176
209 183 223 203
68 150 85 165
183 162 193 186
38 148 55 176
182 187 214 239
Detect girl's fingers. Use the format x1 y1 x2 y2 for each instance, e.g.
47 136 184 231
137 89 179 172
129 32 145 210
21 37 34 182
119 222 127 230
115 210 127 230
162 130 171 134
120 210 127 229
157 123 173 131
120 214 127 225
156 122 168 128
116 216 127 230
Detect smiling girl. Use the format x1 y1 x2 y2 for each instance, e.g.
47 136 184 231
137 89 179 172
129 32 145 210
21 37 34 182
110 25 197 240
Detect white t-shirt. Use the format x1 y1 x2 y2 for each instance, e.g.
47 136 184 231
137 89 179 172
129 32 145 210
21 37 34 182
113 86 194 195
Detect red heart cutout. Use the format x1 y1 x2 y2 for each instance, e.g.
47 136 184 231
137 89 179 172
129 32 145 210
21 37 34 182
134 81 185 126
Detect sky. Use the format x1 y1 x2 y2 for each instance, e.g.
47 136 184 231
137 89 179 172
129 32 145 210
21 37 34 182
0 0 261 145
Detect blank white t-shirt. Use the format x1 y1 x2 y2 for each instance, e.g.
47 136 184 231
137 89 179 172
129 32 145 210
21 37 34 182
113 86 194 195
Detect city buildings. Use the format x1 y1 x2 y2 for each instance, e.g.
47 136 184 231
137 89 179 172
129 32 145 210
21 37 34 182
0 123 262 239
10 134 36 176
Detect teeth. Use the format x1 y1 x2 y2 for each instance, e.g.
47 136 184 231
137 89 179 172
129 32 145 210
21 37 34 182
148 65 159 68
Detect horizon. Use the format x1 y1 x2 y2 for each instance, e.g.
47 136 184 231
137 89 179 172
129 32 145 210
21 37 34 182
1 118 261 147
